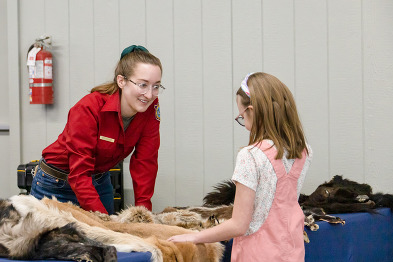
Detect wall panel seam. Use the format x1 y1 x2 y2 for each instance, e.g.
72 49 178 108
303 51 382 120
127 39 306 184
261 0 264 71
201 0 205 194
172 0 177 205
7 0 21 194
231 0 234 169
231 0 234 168
360 0 365 182
326 0 331 179
293 0 296 98
68 0 71 107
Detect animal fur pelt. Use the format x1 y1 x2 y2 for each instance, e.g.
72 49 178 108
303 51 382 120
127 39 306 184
0 195 161 262
203 180 236 207
159 206 233 228
86 204 227 232
0 198 117 262
299 175 393 213
113 205 217 230
0 195 224 262
41 197 224 262
201 176 393 228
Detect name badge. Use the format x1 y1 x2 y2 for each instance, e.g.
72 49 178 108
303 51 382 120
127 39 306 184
100 136 115 143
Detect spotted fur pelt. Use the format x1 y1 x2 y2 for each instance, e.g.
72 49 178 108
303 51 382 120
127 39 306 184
82 203 231 232
0 195 225 262
0 195 162 262
0 198 116 262
41 197 225 262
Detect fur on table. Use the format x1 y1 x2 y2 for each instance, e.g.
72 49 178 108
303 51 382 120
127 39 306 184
0 195 224 262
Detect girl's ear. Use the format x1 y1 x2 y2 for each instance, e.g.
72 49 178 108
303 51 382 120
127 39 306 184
117 75 126 89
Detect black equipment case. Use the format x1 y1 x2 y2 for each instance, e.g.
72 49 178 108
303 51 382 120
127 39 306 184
17 160 124 212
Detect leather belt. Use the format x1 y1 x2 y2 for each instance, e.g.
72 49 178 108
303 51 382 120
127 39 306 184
39 160 105 181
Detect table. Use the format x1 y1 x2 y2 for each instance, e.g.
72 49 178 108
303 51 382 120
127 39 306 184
1 208 391 262
221 208 393 262
0 252 151 262
304 208 393 262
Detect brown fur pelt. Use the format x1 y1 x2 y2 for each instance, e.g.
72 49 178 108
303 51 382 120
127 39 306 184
42 197 224 262
159 205 233 229
0 198 117 262
1 195 160 262
113 206 214 230
86 204 228 232
0 195 224 262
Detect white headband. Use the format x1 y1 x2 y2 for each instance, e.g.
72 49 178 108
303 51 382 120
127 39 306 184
240 73 254 97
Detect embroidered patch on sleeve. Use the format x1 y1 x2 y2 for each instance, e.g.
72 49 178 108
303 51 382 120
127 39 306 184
154 103 160 121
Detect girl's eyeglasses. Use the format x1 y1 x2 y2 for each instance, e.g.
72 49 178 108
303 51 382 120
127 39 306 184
235 107 249 126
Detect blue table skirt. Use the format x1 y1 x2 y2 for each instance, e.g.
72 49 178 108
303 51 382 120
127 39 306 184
1 208 392 262
117 252 151 262
221 208 393 262
304 207 393 262
0 252 152 262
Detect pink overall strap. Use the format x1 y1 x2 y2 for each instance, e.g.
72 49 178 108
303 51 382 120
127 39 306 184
257 141 286 178
288 149 307 179
257 141 307 179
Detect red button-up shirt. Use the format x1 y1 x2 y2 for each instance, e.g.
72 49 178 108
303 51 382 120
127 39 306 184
42 90 160 214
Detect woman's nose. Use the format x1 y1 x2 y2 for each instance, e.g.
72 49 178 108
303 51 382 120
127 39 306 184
143 88 154 99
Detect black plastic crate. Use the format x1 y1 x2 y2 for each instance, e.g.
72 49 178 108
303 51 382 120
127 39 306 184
17 160 39 192
109 161 124 211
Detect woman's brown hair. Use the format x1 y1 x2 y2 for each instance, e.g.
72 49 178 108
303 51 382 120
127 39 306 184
236 72 308 159
90 50 162 94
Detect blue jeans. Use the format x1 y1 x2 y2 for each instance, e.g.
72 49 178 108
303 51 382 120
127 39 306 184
30 160 114 215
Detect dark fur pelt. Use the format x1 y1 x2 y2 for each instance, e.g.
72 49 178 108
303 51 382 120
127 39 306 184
300 175 393 214
1 195 225 262
203 176 393 228
29 224 117 262
370 193 393 210
203 180 236 207
204 176 393 213
0 199 116 262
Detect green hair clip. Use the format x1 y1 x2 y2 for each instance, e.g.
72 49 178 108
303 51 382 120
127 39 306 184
120 45 149 59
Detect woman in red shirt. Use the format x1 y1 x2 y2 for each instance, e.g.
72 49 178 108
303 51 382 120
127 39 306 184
30 45 163 215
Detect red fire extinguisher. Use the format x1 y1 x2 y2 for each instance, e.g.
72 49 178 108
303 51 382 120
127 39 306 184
27 36 53 104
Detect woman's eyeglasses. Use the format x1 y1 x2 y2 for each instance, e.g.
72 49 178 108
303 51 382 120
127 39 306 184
235 107 249 126
123 75 165 96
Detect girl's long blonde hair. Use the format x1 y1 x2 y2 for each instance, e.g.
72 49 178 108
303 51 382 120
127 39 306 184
237 72 308 159
90 50 162 94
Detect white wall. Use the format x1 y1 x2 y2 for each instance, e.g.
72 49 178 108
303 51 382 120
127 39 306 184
0 0 11 197
1 0 392 212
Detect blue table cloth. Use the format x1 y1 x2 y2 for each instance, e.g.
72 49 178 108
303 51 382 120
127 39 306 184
221 208 393 262
304 208 393 262
0 251 151 262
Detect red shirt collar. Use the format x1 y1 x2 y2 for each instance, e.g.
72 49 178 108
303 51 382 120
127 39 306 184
101 90 121 113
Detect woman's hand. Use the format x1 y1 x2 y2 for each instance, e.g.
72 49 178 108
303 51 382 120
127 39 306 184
167 233 198 243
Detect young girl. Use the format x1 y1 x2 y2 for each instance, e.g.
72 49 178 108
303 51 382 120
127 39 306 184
30 45 164 215
168 72 312 262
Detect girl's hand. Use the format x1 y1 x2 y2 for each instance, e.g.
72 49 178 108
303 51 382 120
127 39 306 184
167 233 198 243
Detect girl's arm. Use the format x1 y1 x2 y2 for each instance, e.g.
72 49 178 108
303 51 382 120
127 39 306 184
167 182 255 244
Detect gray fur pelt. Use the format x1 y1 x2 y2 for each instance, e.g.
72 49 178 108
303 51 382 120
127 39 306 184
0 195 162 262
